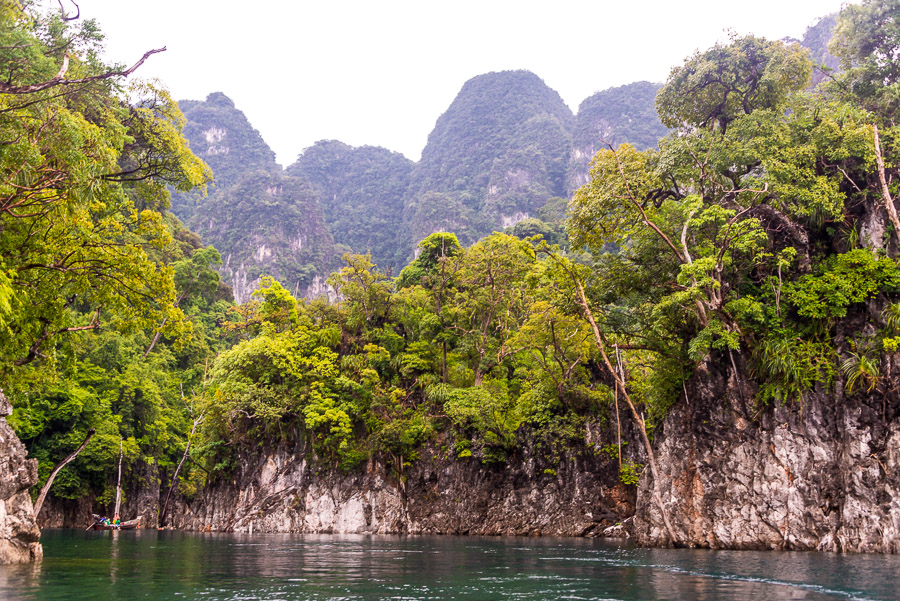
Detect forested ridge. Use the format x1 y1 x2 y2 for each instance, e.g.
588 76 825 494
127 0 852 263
170 71 668 293
3 0 900 543
170 13 838 300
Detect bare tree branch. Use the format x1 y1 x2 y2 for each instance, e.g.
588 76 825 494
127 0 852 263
57 0 80 21
0 47 166 95
607 143 686 263
159 410 204 527
14 307 100 366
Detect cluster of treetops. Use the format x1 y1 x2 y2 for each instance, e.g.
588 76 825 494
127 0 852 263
1 0 898 510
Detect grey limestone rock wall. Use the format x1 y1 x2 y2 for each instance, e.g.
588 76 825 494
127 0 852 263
0 391 42 564
167 430 633 537
633 359 900 553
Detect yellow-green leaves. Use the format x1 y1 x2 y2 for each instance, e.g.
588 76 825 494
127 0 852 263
120 81 212 205
569 144 664 252
729 99 875 225
252 276 300 331
0 12 210 383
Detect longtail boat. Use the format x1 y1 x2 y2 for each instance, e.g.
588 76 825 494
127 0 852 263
86 438 142 531
88 514 142 530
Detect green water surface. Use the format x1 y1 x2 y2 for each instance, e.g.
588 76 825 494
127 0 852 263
1 529 898 600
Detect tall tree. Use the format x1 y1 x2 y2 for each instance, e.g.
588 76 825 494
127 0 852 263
0 4 209 388
829 0 900 117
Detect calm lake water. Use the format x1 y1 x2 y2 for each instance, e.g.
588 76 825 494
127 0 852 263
1 529 898 600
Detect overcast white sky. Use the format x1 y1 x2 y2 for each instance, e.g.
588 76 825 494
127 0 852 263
73 0 847 167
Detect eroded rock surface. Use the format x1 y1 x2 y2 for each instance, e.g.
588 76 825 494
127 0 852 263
168 429 633 537
0 391 42 564
633 360 900 553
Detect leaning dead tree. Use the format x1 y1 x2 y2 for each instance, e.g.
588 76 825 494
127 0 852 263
542 249 681 547
158 409 205 527
32 428 95 517
874 125 900 250
159 383 207 528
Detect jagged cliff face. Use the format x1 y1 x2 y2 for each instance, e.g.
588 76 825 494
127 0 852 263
192 171 336 304
287 140 413 273
35 424 635 538
405 70 575 248
172 92 280 223
567 81 668 194
0 392 42 564
167 426 633 536
634 357 900 553
632 191 900 553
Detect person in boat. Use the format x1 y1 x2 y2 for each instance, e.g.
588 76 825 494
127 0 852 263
113 515 121 526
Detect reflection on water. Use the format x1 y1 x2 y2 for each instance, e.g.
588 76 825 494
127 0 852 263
1 530 897 601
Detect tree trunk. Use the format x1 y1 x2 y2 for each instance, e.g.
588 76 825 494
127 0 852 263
614 345 623 471
33 428 95 517
113 439 123 519
143 317 167 357
874 125 900 250
581 293 681 546
547 251 681 546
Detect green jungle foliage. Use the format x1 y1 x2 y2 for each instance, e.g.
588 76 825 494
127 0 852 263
0 2 229 505
570 12 899 410
200 233 612 472
287 140 414 274
404 70 575 249
190 170 337 302
4 0 900 509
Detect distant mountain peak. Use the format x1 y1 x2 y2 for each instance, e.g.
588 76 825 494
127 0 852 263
205 91 236 108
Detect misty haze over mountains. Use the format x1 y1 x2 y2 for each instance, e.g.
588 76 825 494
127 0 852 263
171 17 835 302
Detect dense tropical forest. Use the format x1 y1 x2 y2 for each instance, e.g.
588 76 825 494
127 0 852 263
2 0 899 529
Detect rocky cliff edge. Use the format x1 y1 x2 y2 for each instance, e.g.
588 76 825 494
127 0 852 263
0 391 42 564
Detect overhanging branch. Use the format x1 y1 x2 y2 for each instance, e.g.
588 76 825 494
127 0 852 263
0 47 166 95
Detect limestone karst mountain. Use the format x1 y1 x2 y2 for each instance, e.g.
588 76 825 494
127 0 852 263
173 93 336 303
567 81 668 195
171 92 280 223
404 70 576 248
286 140 413 274
172 74 679 293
